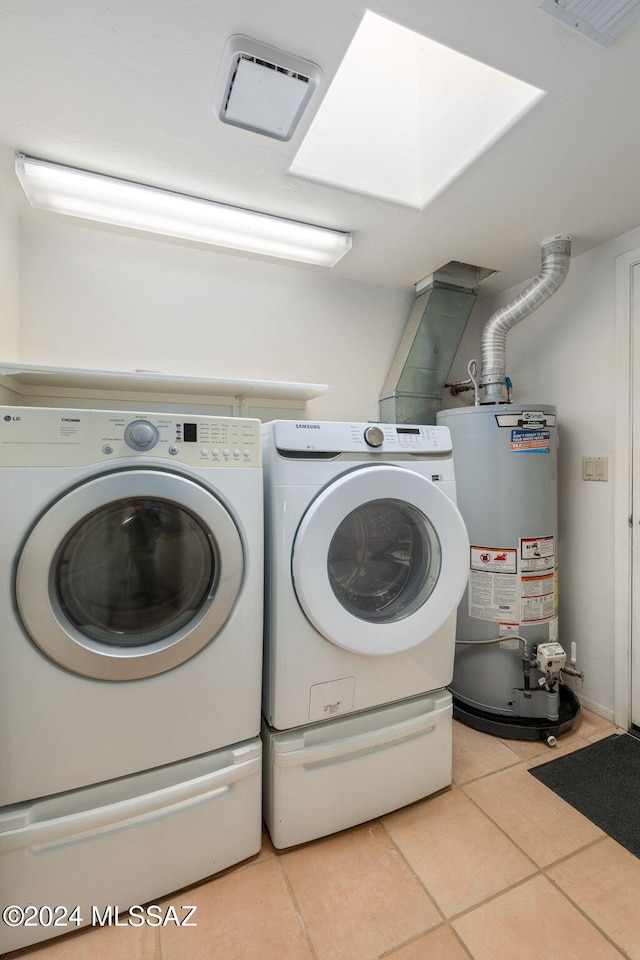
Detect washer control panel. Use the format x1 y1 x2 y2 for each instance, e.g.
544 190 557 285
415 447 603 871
271 419 452 456
0 407 261 467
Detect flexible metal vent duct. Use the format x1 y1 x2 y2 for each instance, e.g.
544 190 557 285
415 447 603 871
480 236 571 403
380 262 491 425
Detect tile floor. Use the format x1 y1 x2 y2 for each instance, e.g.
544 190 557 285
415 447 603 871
8 707 640 960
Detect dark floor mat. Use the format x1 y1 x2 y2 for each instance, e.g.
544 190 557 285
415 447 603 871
529 733 640 859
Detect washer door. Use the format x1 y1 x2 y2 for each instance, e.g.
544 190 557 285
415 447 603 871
292 465 469 655
16 469 244 680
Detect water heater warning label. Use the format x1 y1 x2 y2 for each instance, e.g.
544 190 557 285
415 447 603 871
469 540 556 624
521 571 556 622
469 546 519 621
520 536 555 572
469 570 520 622
470 546 517 574
510 429 550 453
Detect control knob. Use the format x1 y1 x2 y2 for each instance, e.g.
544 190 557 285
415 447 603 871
125 419 159 451
363 425 385 448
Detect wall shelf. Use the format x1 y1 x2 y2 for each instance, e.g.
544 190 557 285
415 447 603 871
0 362 329 411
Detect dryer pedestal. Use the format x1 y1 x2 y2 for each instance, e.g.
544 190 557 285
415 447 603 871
262 692 452 849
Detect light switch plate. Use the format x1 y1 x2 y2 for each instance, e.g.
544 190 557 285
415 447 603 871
582 456 608 481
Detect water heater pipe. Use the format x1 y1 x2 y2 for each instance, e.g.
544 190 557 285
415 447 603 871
480 235 571 402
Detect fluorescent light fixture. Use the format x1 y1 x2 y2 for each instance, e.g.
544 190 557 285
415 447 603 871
15 154 352 267
537 0 640 45
290 11 545 209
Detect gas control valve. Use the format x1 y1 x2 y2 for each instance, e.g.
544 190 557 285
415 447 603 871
534 642 567 682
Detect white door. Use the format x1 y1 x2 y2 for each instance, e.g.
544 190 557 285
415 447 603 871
632 261 640 726
16 469 244 681
292 464 469 655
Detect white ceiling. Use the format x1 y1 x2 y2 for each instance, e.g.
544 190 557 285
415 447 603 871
1 0 639 294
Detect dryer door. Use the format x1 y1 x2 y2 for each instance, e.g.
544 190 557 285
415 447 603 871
292 465 469 655
16 469 244 680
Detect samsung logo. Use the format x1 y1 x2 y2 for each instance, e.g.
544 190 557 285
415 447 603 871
295 423 321 429
61 417 80 422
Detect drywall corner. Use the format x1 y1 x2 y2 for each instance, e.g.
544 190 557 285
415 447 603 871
0 179 19 363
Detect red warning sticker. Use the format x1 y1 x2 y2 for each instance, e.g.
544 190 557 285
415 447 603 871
470 546 517 574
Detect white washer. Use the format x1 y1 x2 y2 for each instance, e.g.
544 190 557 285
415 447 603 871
0 407 263 952
262 419 470 731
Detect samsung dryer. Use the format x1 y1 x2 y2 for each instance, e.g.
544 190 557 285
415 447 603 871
262 419 470 731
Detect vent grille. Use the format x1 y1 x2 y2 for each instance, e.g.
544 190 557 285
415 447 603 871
537 0 640 45
215 36 321 141
239 54 310 84
224 54 310 115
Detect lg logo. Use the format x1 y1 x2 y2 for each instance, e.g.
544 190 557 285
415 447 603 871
3 415 20 422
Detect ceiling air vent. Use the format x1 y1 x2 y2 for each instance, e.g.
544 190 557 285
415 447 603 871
537 0 640 46
215 36 322 141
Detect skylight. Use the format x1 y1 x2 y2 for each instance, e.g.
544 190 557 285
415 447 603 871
290 12 545 209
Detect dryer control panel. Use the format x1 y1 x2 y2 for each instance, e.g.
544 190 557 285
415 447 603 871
271 419 453 456
0 407 261 467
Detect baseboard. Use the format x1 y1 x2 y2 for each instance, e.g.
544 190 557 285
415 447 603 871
575 692 615 723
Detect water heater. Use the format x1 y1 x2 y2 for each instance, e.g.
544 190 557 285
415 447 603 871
437 403 579 740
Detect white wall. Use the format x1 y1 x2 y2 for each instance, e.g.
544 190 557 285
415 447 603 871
455 225 640 720
18 211 639 719
18 219 412 422
0 179 19 402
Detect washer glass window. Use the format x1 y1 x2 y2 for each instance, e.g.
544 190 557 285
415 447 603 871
327 498 442 623
55 497 217 647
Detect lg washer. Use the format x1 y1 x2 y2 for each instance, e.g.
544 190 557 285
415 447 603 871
0 407 263 952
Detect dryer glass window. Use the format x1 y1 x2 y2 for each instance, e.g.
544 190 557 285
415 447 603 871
327 498 441 623
55 498 217 646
